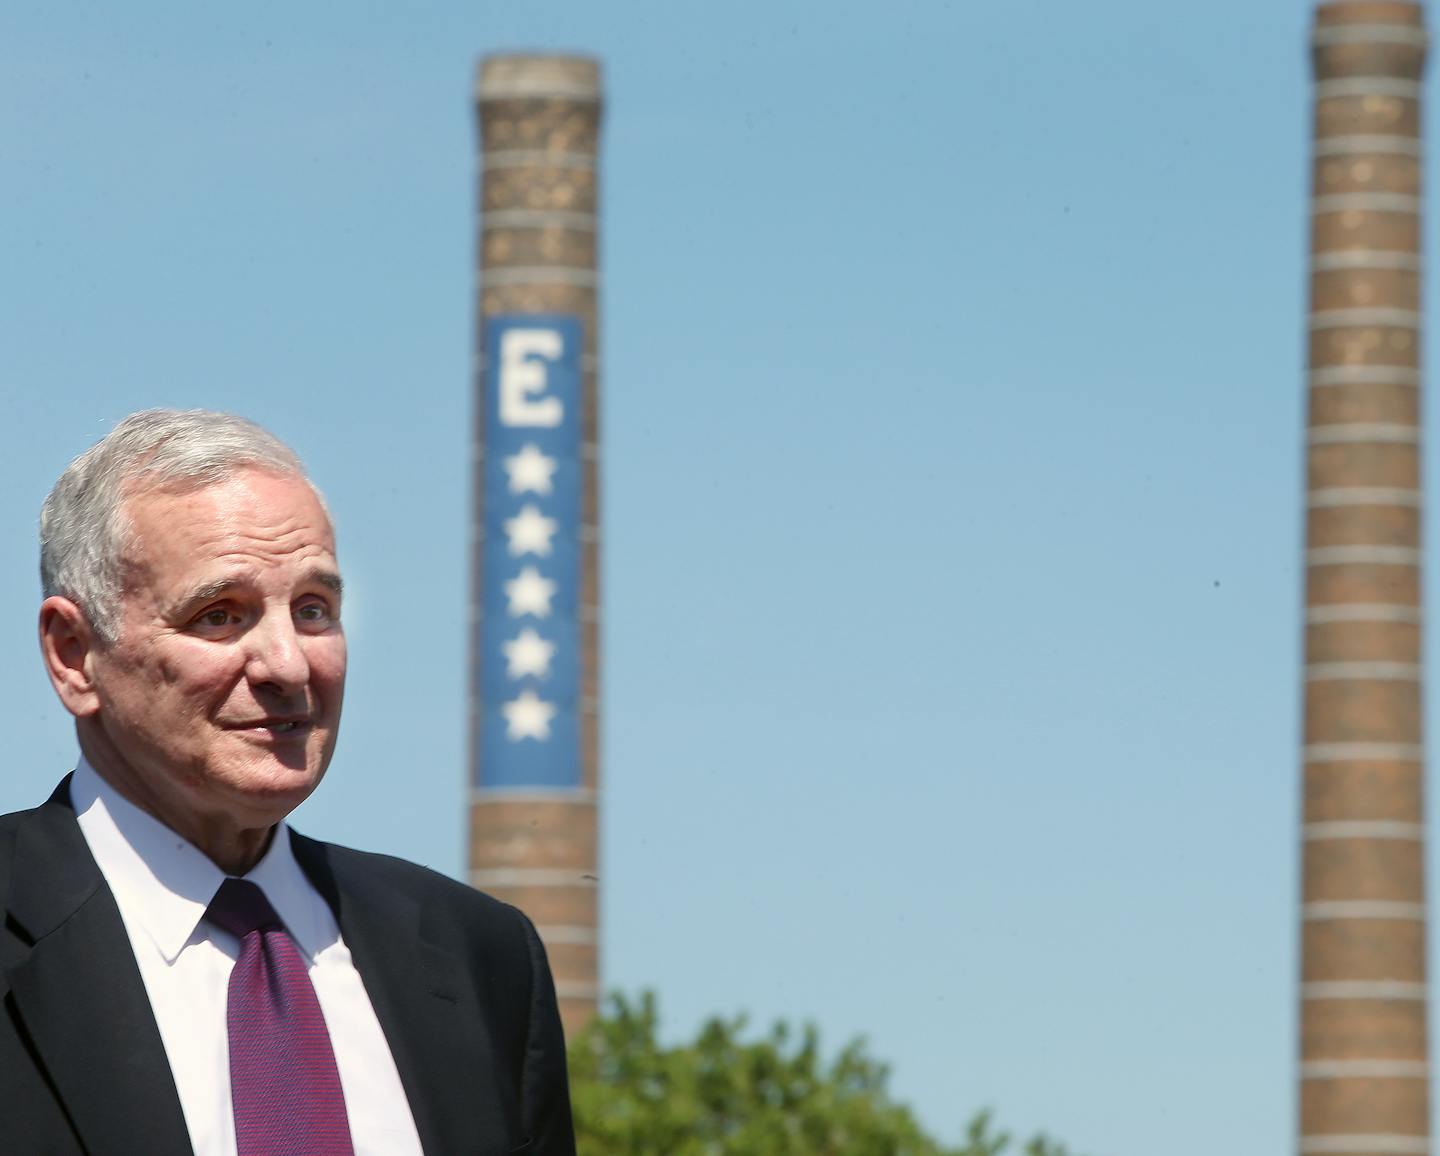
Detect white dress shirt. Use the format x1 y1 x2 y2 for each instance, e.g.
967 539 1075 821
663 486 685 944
71 759 424 1156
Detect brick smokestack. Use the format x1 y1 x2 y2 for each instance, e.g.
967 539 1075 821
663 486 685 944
1301 4 1429 1151
470 55 602 1037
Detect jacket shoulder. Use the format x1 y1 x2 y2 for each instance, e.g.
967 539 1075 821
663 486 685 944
0 799 54 837
0 799 64 904
289 833 536 943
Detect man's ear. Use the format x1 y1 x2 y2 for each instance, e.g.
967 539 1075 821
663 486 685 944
39 596 103 718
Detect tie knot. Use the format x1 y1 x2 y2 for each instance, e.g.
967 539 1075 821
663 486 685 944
207 878 283 939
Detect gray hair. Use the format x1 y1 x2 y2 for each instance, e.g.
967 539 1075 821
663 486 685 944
40 409 318 645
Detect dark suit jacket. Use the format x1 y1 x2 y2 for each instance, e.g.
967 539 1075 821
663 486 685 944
0 779 576 1156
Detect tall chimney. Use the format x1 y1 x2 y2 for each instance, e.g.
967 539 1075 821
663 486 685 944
1301 4 1429 1152
470 54 602 1037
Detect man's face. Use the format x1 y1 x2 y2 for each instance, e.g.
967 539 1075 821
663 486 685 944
85 467 347 836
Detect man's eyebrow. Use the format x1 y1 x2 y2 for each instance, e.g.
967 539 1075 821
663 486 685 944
309 569 344 598
169 578 243 612
168 568 344 614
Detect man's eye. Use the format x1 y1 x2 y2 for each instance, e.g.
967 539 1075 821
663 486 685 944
196 608 234 628
295 602 333 623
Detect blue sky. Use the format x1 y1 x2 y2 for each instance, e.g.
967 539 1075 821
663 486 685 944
0 2 1398 1152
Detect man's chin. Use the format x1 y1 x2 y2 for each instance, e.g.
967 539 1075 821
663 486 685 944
214 756 330 816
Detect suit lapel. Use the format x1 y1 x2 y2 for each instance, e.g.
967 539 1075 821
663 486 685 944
4 787 193 1156
292 835 504 1155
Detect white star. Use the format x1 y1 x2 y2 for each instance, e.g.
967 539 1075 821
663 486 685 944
504 503 558 557
504 443 558 495
504 566 556 618
504 627 556 679
502 689 557 741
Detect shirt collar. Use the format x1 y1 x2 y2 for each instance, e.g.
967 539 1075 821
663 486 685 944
243 820 332 961
71 758 331 963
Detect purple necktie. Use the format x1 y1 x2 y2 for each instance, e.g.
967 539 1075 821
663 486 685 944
206 878 354 1156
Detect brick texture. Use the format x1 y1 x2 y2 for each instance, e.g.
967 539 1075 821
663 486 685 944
470 55 603 1040
1300 4 1430 1147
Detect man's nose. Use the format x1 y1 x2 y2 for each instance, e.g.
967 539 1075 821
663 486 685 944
244 611 310 692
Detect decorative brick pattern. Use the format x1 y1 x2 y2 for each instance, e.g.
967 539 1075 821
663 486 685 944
1307 443 1421 489
1300 1079 1428 1136
1301 4 1430 1148
471 55 603 1039
1309 382 1419 423
1306 840 1425 899
1307 563 1421 604
1304 683 1423 743
1306 762 1424 823
1306 622 1422 665
1305 999 1429 1053
1303 919 1427 985
469 800 598 869
480 882 598 929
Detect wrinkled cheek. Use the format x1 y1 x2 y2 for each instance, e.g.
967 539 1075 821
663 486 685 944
153 658 186 688
318 661 347 705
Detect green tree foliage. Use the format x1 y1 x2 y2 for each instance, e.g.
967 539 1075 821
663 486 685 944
566 992 1085 1156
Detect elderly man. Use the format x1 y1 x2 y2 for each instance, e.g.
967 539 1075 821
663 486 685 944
0 410 574 1155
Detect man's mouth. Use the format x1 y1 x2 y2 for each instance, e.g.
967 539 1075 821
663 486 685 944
227 718 310 733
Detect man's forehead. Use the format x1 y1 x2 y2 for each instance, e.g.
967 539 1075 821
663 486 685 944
116 471 337 583
122 470 331 534
119 464 323 511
